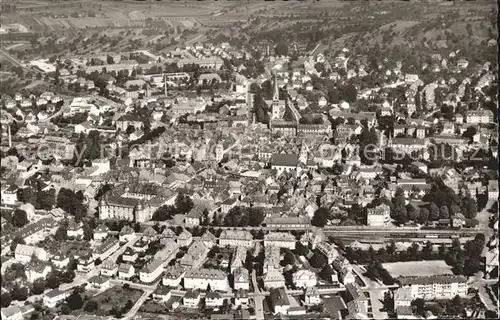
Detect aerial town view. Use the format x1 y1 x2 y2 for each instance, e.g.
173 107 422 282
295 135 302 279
0 0 498 319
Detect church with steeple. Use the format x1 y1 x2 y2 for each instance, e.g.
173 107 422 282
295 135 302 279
266 72 286 120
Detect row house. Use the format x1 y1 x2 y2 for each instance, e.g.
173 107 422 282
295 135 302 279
398 275 468 299
264 232 296 250
140 258 164 283
184 268 229 292
93 237 119 261
219 230 253 247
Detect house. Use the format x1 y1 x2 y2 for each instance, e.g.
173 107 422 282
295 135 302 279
316 242 339 264
27 263 52 283
88 275 111 291
397 275 468 299
345 283 369 308
77 255 94 273
269 287 291 315
264 232 296 250
183 290 201 308
163 264 186 287
52 255 70 269
293 269 317 288
264 246 281 274
184 268 228 292
205 292 225 308
93 224 110 241
346 300 368 319
367 204 391 227
43 289 70 308
14 244 48 264
234 289 249 307
118 263 135 279
177 229 193 247
233 267 250 290
153 286 172 302
122 247 139 263
466 109 493 124
1 185 18 205
119 226 135 242
304 286 321 305
219 229 253 247
200 230 216 248
264 269 286 289
271 154 299 175
132 238 148 253
93 237 119 260
180 241 209 268
185 207 201 226
220 198 238 214
1 306 23 320
100 259 118 277
140 258 164 283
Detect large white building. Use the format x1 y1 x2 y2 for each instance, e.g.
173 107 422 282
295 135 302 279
293 269 317 288
466 109 494 124
366 204 391 227
140 258 164 283
14 244 48 264
398 275 468 299
264 232 296 250
219 230 253 247
184 268 228 292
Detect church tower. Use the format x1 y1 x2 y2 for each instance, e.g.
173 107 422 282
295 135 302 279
271 72 285 120
215 143 224 163
299 140 308 164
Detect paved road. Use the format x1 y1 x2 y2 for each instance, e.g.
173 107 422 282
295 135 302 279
251 269 265 320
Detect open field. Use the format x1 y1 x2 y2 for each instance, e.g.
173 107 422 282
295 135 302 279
382 260 454 278
90 286 143 317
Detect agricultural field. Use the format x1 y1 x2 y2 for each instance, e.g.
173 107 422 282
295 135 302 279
382 260 454 278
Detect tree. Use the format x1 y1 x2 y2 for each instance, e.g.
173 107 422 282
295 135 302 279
309 252 327 268
12 209 29 227
55 226 68 241
419 207 430 224
126 125 135 135
318 265 335 282
461 196 477 219
10 236 25 252
67 290 84 310
248 207 265 226
274 40 289 56
429 202 440 220
32 278 45 295
202 209 210 226
312 207 329 227
106 55 115 64
282 252 295 266
439 205 449 219
46 272 61 289
445 295 464 317
84 300 99 313
294 242 309 256
411 298 426 317
175 194 194 214
1 292 12 307
11 285 28 301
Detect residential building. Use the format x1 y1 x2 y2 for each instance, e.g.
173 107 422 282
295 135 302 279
77 255 94 273
183 290 201 308
233 267 250 290
118 263 135 279
200 230 216 248
43 289 70 308
264 269 286 289
122 247 138 263
304 286 321 305
293 269 317 288
205 292 225 308
93 237 119 260
397 275 468 299
234 289 249 307
51 255 69 269
153 286 172 302
88 276 111 291
264 246 281 274
345 283 369 309
93 224 110 241
177 229 193 246
163 264 186 287
219 230 253 247
466 109 493 124
100 259 118 277
316 242 339 264
269 287 291 315
367 204 391 227
27 263 52 283
184 268 229 292
264 232 296 249
0 306 23 320
14 244 48 264
140 258 164 283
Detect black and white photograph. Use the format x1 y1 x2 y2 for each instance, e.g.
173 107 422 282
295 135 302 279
0 0 498 319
